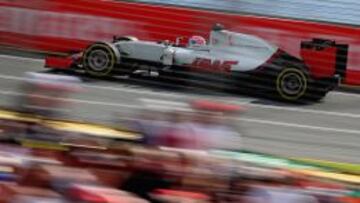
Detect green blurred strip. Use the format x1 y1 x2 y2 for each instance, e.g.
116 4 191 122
291 158 360 175
211 150 360 175
210 150 321 170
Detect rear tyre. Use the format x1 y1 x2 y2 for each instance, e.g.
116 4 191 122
275 67 308 102
83 43 117 77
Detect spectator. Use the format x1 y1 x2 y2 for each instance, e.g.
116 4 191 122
129 109 173 146
154 100 243 151
17 72 81 118
188 110 242 150
156 110 196 149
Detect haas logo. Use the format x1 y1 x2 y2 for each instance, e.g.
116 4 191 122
191 58 238 73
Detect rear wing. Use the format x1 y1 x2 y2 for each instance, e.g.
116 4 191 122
301 39 349 80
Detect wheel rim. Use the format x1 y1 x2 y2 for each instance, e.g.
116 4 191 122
277 68 307 100
281 73 303 95
87 49 110 71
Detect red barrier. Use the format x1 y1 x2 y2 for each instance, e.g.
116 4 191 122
1 0 359 85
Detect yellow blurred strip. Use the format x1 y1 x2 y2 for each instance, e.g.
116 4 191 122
43 120 141 140
0 109 40 122
0 109 141 140
291 169 360 184
60 142 107 150
21 139 69 151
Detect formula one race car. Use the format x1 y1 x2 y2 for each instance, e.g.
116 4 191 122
45 24 348 102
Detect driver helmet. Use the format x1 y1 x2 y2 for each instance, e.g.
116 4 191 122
188 36 206 46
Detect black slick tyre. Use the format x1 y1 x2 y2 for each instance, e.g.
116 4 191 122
83 43 117 77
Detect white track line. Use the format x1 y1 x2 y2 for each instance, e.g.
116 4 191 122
0 54 43 62
0 90 138 109
139 98 191 107
1 90 360 135
237 117 360 135
2 73 360 119
138 98 253 107
331 91 360 98
0 73 184 99
84 83 184 98
233 102 360 119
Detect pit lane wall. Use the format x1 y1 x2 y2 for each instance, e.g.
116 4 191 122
1 0 360 85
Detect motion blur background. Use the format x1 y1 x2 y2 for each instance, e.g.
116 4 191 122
0 0 359 202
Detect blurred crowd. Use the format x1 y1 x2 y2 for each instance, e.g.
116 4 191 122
129 100 243 151
0 73 357 203
16 72 82 118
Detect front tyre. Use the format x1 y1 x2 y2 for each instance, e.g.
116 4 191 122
276 67 308 101
83 43 117 77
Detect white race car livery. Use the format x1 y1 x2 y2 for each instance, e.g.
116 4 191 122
45 24 347 102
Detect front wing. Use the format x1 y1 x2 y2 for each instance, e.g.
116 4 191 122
45 53 82 70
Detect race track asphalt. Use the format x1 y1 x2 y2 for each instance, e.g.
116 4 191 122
0 52 359 163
